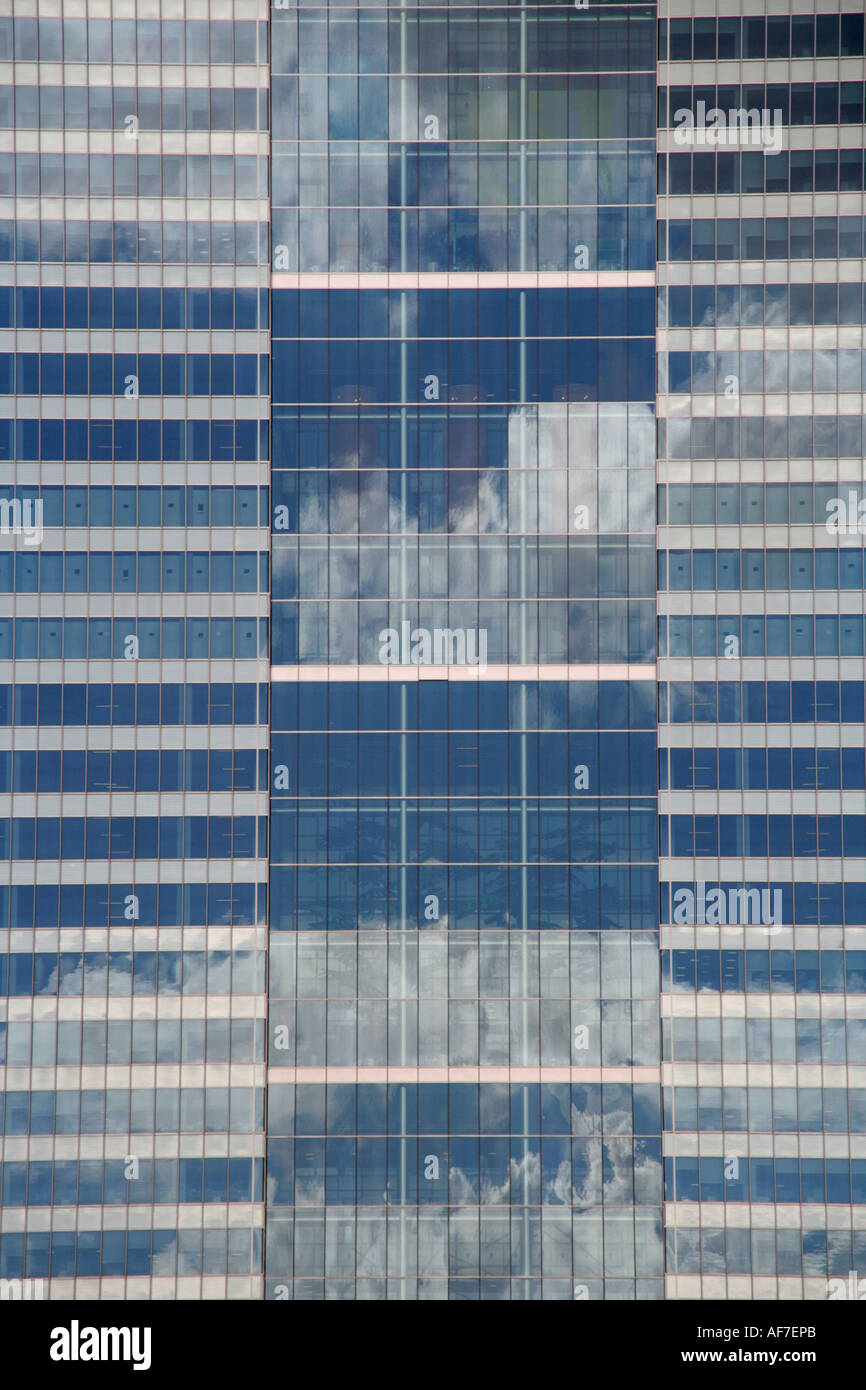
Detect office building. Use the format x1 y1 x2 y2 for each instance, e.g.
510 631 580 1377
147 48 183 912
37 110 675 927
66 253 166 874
658 1 866 1298
1 0 864 1303
0 1 270 1297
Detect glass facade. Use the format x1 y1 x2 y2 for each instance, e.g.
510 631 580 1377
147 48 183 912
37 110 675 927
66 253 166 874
265 0 661 1300
0 1 270 1297
0 0 863 1305
658 0 866 1299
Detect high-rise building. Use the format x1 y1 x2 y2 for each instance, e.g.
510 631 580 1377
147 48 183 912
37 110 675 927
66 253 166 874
266 0 660 1300
0 2 271 1298
0 0 864 1304
657 2 866 1299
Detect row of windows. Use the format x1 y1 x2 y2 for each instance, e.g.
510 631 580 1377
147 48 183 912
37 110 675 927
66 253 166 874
265 1001 658 1071
6 480 635 538
268 1082 657 1136
659 680 866 726
0 950 265 999
0 683 268 727
659 614 866 660
264 1277 661 1301
0 87 267 132
0 1083 651 1138
0 617 267 662
274 341 655 386
3 1022 264 1069
271 600 655 666
659 149 866 198
0 418 268 462
667 1227 866 1280
80 1003 656 1074
671 952 812 1016
268 933 659 1006
0 221 268 266
660 746 866 792
0 1158 263 1207
668 1087 866 1134
270 733 655 796
272 143 655 211
1 17 266 64
0 485 267 526
270 922 657 973
268 864 656 932
270 679 655 732
665 349 866 396
659 283 866 329
266 1136 661 1207
0 881 265 929
270 810 866 868
273 471 653 536
0 352 268 398
0 1228 261 1281
0 816 268 862
660 814 866 860
661 83 866 129
271 338 654 404
0 552 267 595
272 406 654 474
660 549 866 592
274 287 654 339
270 73 655 143
659 13 865 62
0 747 266 794
660 884 866 929
665 1014 863 1063
1 1087 263 1135
665 1156 866 1205
273 10 654 77
660 216 866 263
270 801 657 866
274 538 655 599
2 153 267 201
659 414 866 462
0 287 268 332
658 483 852 526
270 204 655 273
16 1234 644 1290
